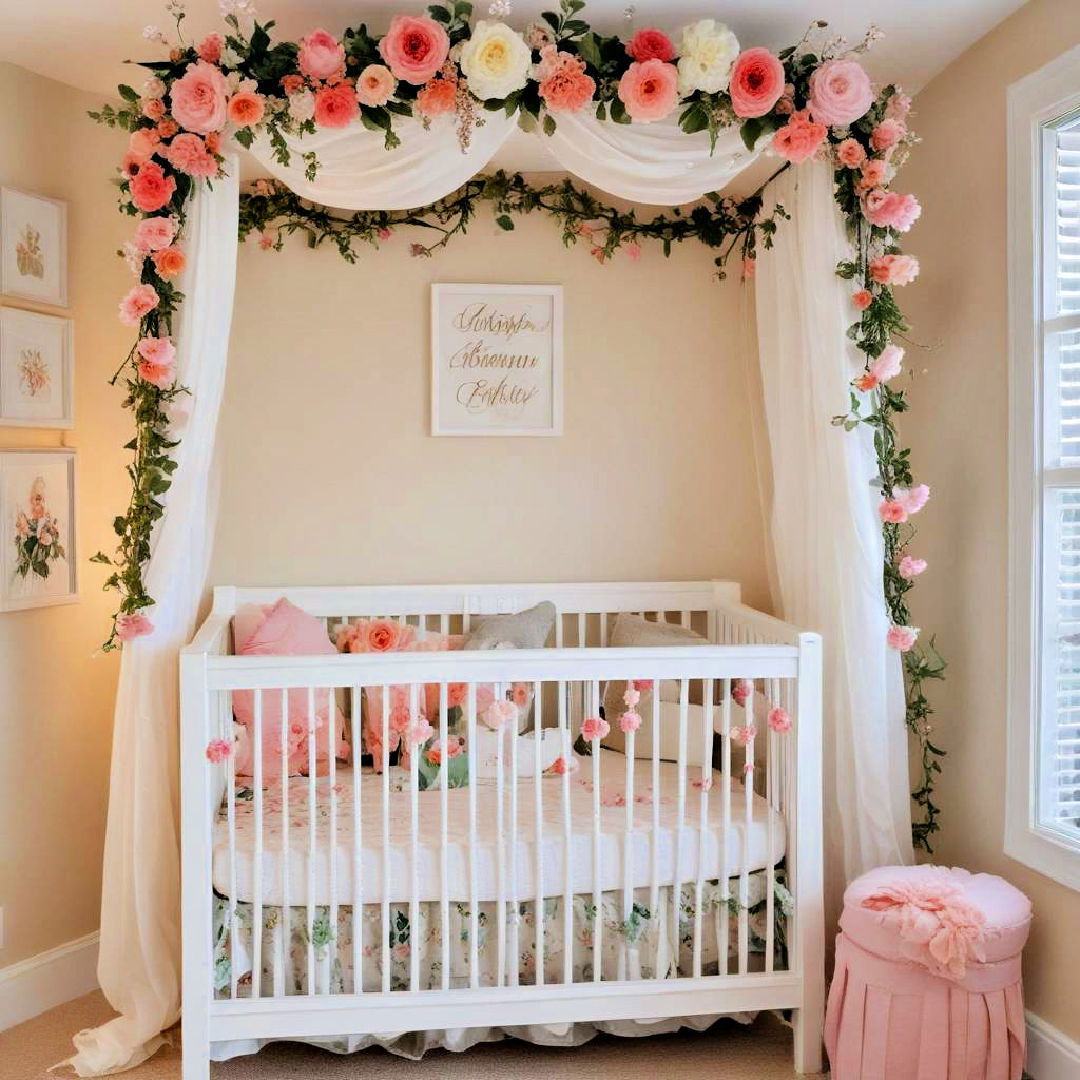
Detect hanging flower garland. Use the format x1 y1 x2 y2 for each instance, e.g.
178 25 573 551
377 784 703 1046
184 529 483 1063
90 0 943 850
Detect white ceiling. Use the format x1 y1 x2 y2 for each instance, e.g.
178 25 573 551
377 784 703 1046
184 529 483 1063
1 0 1026 173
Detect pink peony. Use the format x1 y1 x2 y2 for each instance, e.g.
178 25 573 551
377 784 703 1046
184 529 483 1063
768 707 792 734
314 83 359 128
864 189 922 233
228 90 265 128
852 289 873 311
808 58 873 127
625 27 676 63
870 344 904 383
897 483 930 514
899 556 928 579
379 15 450 85
416 77 457 117
169 61 229 135
118 284 160 326
205 737 232 764
129 162 176 213
536 46 596 114
618 59 679 123
871 118 906 152
164 133 218 178
482 700 519 731
886 625 920 652
115 612 154 641
356 63 396 107
870 253 920 286
136 334 177 388
878 499 908 524
581 715 610 742
771 109 827 163
197 34 223 64
133 215 177 252
298 29 345 81
836 137 867 169
619 710 642 734
728 47 786 119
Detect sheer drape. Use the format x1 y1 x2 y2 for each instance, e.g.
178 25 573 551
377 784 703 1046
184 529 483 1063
63 162 240 1077
753 161 913 921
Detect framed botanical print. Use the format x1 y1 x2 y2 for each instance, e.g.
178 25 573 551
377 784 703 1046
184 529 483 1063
0 188 68 307
0 449 78 611
431 283 563 437
0 307 74 427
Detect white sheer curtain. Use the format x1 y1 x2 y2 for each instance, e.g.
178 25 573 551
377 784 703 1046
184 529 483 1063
63 161 240 1078
753 161 912 919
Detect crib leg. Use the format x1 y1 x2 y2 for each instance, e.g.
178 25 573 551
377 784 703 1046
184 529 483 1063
793 1003 824 1074
181 1037 211 1080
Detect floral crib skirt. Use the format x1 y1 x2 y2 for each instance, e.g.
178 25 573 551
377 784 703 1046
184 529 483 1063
213 869 791 1000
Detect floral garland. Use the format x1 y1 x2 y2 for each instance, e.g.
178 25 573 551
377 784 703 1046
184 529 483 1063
90 1 942 849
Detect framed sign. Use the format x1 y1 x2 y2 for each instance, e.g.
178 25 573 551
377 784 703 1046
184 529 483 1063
1 448 78 611
0 307 74 428
431 283 563 436
0 188 68 307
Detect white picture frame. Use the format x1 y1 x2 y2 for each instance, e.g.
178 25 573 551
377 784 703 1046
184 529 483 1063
0 448 78 612
0 307 74 428
0 187 68 307
431 283 563 437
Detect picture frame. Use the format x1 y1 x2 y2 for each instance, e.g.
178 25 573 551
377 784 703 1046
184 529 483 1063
0 448 78 612
431 283 563 437
0 187 68 307
0 307 74 428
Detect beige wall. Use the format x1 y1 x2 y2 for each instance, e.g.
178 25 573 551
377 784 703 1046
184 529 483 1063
211 194 773 607
903 0 1080 1040
0 63 128 966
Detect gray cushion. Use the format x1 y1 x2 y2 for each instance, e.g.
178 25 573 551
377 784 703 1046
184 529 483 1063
463 601 556 651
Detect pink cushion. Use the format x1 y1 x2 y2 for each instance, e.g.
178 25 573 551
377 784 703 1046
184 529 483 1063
841 865 1031 968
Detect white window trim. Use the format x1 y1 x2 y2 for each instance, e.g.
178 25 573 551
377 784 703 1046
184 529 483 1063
1007 43 1080 892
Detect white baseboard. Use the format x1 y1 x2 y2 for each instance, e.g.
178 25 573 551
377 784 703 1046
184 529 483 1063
1027 1011 1080 1080
0 931 100 1032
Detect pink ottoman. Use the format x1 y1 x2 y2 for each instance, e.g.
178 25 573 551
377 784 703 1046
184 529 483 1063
824 865 1031 1079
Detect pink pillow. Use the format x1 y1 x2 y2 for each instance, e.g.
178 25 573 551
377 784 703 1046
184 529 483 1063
231 598 349 783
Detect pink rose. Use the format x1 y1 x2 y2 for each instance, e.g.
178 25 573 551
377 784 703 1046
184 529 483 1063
897 484 930 514
852 289 873 311
870 253 920 286
136 334 177 388
886 92 912 121
379 15 450 85
771 109 827 163
169 61 229 135
298 29 345 81
129 162 176 213
116 612 154 641
118 283 160 326
899 556 928 579
581 715 610 742
164 132 218 178
808 58 873 127
314 83 359 128
281 74 305 96
205 737 232 764
228 90 265 128
859 159 889 191
878 499 908 524
482 700 519 731
625 27 676 63
617 59 679 123
836 137 866 169
141 98 166 121
128 128 160 163
356 63 396 107
728 47 785 119
871 118 906 152
619 710 642 734
886 625 919 652
133 215 177 252
864 189 922 233
511 682 531 707
732 678 752 708
416 77 457 117
767 707 792 734
197 34 223 64
536 46 596 114
870 344 904 383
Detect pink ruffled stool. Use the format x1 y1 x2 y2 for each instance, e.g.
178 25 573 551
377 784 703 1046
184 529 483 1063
824 865 1031 1079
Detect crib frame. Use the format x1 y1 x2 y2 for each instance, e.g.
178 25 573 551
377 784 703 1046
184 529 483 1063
180 580 824 1077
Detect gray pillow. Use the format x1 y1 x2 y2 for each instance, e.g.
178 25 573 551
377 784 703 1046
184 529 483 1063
463 601 556 651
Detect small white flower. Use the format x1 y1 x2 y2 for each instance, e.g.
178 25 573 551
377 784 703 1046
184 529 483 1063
141 77 166 99
288 89 315 123
488 0 512 15
142 25 167 44
623 5 636 20
221 46 243 67
165 0 186 16
121 242 145 277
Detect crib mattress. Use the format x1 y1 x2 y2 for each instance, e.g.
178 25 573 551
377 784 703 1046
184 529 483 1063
212 749 786 906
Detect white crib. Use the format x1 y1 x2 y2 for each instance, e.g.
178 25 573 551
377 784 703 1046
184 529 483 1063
179 580 824 1077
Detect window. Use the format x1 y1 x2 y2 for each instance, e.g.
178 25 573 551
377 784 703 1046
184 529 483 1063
1007 45 1080 890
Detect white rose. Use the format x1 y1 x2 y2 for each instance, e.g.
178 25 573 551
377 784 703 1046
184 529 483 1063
676 19 740 96
288 89 315 123
460 20 531 101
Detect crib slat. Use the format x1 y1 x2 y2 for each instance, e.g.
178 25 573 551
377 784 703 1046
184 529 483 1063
350 687 363 994
226 695 238 1000
590 679 602 983
739 720 754 975
721 679 732 976
467 682 479 987
533 681 544 987
649 684 661 977
621 686 636 983
577 612 586 648
559 675 573 986
693 679 714 979
439 683 450 991
381 685 390 993
328 686 338 993
496 692 507 989
252 689 264 1000
278 688 289 999
509 689 520 987
672 678 688 978
306 688 316 996
765 677 779 974
409 682 421 993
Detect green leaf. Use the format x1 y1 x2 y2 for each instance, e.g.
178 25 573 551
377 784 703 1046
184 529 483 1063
542 113 557 136
740 117 763 153
495 215 515 231
577 32 602 69
117 84 140 103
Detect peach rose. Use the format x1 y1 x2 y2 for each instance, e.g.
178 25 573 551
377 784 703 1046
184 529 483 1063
617 59 679 123
417 77 456 117
164 132 218 177
379 15 450 84
771 109 827 163
142 98 166 121
298 28 346 81
356 63 396 107
281 74 306 96
128 128 160 162
133 215 176 251
728 47 785 119
366 619 400 653
118 283 160 326
836 137 866 168
314 83 359 128
864 189 922 232
871 118 906 152
157 119 179 139
852 289 873 310
536 46 595 113
169 60 229 135
228 90 265 127
197 33 223 64
129 161 176 213
152 245 186 277
136 334 177 388
870 253 920 286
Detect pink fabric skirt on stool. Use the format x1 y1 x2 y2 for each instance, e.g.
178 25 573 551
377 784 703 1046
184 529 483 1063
824 865 1031 1079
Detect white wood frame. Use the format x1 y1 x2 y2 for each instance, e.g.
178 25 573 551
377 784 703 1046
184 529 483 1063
1006 44 1080 892
0 306 74 428
0 187 68 308
0 447 78 612
180 580 824 1079
430 283 564 437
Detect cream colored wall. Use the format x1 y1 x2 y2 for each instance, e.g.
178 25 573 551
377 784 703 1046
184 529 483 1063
903 0 1080 1040
211 192 772 608
0 63 128 966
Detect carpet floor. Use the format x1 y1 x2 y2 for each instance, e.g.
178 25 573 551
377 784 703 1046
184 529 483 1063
0 992 826 1080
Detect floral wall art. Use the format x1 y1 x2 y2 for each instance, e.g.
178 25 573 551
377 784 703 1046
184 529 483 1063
0 187 68 307
0 306 74 427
